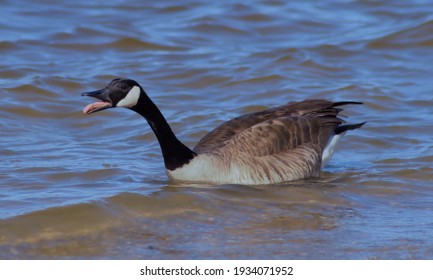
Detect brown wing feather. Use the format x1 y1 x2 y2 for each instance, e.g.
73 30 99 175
205 116 341 182
248 143 323 181
215 116 340 157
194 99 353 153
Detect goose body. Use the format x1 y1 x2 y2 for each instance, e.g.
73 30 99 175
82 78 365 185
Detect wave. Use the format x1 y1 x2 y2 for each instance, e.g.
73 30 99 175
367 19 433 49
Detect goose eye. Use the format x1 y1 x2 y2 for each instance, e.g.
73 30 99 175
121 84 128 90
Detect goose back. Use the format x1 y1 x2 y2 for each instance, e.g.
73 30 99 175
194 99 353 154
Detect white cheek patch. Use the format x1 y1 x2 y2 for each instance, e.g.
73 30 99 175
117 86 140 108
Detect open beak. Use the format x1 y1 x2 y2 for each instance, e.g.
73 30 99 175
81 88 113 115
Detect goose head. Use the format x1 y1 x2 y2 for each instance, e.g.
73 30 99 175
82 78 142 115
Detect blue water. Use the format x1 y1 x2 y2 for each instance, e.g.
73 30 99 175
1 0 433 259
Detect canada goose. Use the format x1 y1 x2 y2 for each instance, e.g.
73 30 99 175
82 78 365 185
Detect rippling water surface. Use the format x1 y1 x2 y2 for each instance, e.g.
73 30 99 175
1 0 433 259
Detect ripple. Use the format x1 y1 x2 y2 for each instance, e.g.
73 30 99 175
235 13 274 22
190 22 251 36
0 202 122 245
0 41 18 51
7 84 56 97
107 37 188 52
367 19 433 49
223 74 285 87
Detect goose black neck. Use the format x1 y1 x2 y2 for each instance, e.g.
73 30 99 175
131 90 196 170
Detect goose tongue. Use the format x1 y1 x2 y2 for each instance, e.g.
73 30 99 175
82 88 112 115
82 101 112 115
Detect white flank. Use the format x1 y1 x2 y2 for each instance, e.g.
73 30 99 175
167 154 288 185
321 132 346 168
167 154 256 184
117 86 140 108
166 154 226 183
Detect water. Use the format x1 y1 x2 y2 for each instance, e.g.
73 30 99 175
1 0 433 259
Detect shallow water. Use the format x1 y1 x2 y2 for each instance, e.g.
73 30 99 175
1 0 433 259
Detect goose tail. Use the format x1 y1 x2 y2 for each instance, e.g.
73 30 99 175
335 121 366 135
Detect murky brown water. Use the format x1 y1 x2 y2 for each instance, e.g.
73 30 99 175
1 0 433 259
